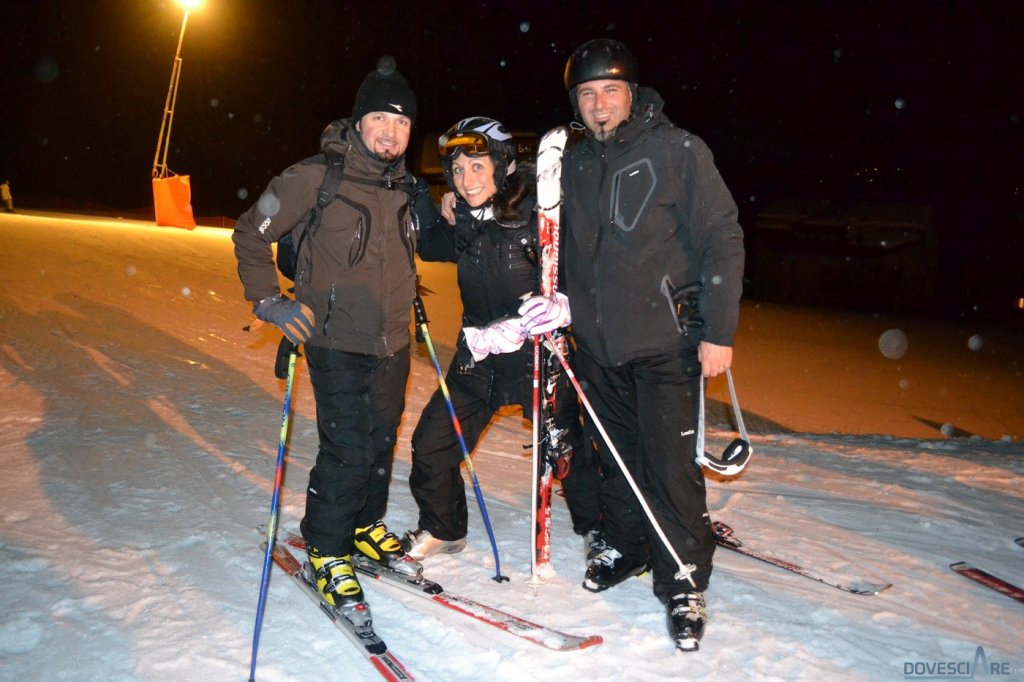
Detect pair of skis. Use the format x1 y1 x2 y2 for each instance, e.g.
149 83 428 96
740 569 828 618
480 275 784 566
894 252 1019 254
264 521 1019 681
263 529 602 681
266 543 414 681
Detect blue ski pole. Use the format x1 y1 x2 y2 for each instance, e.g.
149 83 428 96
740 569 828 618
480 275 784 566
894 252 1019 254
249 337 300 681
413 296 508 583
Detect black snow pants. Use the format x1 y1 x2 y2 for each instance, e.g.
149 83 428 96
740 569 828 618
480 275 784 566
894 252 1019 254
409 344 599 541
300 344 409 556
574 347 716 601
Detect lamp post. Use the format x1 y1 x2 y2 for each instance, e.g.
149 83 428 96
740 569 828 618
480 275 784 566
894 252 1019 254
152 0 200 228
152 0 199 178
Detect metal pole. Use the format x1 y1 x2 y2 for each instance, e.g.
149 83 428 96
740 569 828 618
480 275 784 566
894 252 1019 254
412 296 508 583
152 10 190 178
249 340 299 682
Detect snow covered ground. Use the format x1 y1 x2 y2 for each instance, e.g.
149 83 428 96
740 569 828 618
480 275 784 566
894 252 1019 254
1 212 1021 681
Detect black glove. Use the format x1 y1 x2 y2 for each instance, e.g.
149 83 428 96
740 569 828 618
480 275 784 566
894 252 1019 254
254 294 316 344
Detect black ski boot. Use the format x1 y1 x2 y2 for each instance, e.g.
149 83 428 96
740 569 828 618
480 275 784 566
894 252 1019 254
582 545 649 592
583 529 607 564
668 591 707 652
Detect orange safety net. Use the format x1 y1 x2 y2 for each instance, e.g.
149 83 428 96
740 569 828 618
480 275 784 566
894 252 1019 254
153 175 196 230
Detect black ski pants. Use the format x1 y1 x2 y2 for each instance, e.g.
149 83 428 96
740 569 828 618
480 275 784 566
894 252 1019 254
574 347 716 600
410 348 600 541
300 344 409 556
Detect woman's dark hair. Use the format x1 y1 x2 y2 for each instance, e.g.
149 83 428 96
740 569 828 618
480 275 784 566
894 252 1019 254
492 163 534 224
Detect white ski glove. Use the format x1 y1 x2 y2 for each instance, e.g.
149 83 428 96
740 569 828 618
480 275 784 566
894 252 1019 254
462 317 528 362
517 292 571 335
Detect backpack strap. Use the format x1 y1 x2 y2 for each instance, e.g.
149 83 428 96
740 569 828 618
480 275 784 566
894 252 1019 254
280 146 422 282
308 147 347 238
276 148 347 283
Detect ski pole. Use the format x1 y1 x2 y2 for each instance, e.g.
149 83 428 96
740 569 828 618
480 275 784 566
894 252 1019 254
542 333 698 588
249 337 300 681
528 335 543 589
413 295 509 583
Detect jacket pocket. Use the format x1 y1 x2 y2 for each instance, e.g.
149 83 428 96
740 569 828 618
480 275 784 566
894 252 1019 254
399 204 416 269
609 158 657 233
348 217 366 267
337 196 371 267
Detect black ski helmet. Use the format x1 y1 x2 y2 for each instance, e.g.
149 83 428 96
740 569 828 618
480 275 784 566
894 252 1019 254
438 116 518 192
564 39 640 115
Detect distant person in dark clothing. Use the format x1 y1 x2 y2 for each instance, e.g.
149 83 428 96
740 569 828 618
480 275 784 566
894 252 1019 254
1 180 14 212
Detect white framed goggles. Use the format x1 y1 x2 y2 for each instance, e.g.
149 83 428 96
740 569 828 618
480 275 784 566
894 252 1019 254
696 368 753 477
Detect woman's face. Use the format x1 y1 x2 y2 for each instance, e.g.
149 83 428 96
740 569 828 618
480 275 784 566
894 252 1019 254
451 154 497 208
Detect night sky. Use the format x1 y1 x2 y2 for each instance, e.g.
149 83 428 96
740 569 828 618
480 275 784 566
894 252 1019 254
2 1 1022 313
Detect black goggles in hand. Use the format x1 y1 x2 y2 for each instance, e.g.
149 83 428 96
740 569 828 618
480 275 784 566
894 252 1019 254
438 130 491 159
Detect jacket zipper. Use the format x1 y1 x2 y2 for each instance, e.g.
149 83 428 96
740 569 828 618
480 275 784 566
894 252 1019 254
593 143 611 362
323 283 336 335
379 187 390 356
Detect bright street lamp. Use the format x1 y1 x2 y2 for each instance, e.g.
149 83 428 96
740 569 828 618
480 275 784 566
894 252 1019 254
152 0 201 229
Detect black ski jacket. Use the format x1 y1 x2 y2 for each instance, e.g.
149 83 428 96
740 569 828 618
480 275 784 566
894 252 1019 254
419 186 538 325
233 120 418 357
418 168 539 407
562 87 745 366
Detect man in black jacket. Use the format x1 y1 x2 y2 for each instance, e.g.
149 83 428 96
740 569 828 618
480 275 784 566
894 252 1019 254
519 39 745 652
232 57 427 628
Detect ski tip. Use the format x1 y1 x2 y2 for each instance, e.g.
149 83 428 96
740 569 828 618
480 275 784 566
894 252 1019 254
949 562 969 570
1014 537 1023 548
578 635 604 650
541 124 569 139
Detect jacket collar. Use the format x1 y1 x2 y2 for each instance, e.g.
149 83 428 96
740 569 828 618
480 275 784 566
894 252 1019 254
581 86 666 150
320 118 408 185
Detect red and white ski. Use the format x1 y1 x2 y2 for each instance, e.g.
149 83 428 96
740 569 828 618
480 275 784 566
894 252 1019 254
530 126 569 585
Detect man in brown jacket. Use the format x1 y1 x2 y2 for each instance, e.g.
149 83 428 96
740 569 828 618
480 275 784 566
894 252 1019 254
232 57 425 630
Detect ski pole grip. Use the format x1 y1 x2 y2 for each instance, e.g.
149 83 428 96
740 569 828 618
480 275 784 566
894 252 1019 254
274 336 299 379
413 295 429 326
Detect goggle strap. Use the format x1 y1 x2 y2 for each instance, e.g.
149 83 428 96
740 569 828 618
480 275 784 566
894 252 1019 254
697 368 752 473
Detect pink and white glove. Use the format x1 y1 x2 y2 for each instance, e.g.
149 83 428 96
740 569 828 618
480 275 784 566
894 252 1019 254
517 292 571 335
462 317 528 362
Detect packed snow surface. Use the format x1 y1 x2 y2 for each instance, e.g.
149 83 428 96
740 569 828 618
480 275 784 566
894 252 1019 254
1 213 1021 681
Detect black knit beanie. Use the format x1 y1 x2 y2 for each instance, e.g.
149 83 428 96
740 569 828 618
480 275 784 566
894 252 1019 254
352 56 417 123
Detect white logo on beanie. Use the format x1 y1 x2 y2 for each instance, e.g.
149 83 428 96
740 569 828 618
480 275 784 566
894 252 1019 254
390 104 404 112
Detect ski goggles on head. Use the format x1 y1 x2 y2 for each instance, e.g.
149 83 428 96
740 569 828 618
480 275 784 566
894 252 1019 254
438 130 491 159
